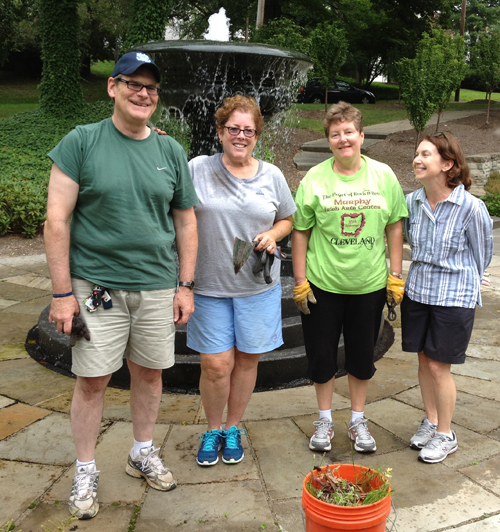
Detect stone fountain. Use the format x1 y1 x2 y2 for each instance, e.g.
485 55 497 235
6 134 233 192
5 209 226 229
140 40 312 158
28 40 393 393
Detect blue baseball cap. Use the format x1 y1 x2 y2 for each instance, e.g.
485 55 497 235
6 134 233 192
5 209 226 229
112 52 161 83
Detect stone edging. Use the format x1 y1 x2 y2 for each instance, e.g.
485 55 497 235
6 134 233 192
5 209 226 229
467 152 500 186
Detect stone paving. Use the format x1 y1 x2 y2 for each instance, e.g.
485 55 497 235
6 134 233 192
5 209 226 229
1 230 500 532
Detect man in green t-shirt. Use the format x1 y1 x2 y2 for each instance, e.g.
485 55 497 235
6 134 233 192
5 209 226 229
44 52 198 520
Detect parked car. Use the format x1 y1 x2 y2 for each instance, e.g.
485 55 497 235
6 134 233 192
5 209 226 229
296 78 376 104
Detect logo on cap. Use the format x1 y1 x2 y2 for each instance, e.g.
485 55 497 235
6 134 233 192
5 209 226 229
136 52 152 64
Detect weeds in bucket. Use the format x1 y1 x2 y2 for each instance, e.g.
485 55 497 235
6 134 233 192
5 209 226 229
305 455 392 507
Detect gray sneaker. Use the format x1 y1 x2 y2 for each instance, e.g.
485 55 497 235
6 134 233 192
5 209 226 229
126 446 177 491
68 463 99 519
410 418 437 450
418 432 458 463
309 418 334 451
348 418 377 452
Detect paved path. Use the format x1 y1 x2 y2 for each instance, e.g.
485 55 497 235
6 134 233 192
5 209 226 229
1 229 499 532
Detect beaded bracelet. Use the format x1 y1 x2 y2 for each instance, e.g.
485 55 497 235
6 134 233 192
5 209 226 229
52 291 73 298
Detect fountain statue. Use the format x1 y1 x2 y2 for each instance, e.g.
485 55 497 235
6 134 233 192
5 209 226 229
28 40 394 392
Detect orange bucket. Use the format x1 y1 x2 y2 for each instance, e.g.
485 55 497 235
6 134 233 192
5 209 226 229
302 464 391 532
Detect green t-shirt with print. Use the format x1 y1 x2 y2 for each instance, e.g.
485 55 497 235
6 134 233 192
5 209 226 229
293 155 408 294
48 118 198 291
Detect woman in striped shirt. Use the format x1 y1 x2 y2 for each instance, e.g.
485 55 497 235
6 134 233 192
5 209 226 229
402 132 493 464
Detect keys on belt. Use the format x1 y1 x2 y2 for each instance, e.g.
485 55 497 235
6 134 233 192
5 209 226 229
84 285 113 312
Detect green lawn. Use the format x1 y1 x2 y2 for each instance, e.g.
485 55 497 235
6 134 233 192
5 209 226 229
458 88 500 102
0 61 113 118
291 97 498 132
1 66 499 125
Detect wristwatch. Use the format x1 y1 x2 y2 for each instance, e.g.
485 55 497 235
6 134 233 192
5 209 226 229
179 281 195 289
389 271 403 279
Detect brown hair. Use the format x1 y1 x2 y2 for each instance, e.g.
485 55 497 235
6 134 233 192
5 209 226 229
323 101 363 137
215 95 265 136
422 133 472 191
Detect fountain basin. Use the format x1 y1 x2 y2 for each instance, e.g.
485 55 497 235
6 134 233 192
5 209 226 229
27 275 393 394
135 40 312 158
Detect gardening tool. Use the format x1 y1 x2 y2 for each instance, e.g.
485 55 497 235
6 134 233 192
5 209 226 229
386 299 397 322
233 237 258 274
233 237 286 282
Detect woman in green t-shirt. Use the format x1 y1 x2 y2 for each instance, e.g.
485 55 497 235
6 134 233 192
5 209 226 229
292 101 407 454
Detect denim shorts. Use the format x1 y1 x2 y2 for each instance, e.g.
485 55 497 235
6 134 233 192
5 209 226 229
186 283 283 354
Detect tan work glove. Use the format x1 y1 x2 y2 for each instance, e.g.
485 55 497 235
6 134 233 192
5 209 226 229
386 275 405 307
293 279 317 315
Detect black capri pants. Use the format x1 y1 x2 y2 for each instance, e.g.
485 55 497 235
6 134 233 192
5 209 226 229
301 283 386 383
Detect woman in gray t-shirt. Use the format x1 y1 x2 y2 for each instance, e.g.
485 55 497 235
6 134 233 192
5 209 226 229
187 95 296 467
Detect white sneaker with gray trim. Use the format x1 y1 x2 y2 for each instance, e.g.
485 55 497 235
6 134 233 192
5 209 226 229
68 463 99 519
418 432 458 463
126 446 177 491
309 418 334 451
410 418 437 450
348 417 377 452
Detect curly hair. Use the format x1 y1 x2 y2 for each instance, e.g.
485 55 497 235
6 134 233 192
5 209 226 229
323 101 363 137
215 95 265 136
421 133 472 191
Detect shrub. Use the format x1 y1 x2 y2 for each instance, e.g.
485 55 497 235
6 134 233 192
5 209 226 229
485 171 500 194
154 111 191 155
368 83 400 101
482 192 500 217
0 101 113 237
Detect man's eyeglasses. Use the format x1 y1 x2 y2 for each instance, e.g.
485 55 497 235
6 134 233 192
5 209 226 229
115 78 160 96
432 132 447 139
224 126 257 138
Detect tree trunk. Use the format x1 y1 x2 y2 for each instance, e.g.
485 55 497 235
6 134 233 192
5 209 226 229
325 87 328 113
435 109 442 133
39 0 83 116
487 92 491 124
80 54 91 77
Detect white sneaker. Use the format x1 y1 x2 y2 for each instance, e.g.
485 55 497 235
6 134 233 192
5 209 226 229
309 418 334 451
410 418 437 450
126 446 176 491
348 418 377 452
418 432 458 463
68 463 99 519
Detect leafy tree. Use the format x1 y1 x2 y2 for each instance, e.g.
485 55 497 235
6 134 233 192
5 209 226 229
398 28 467 143
38 0 83 116
122 0 173 50
251 18 311 54
78 0 132 73
398 32 445 147
450 0 500 44
430 29 468 131
0 0 14 66
470 30 500 124
309 21 348 111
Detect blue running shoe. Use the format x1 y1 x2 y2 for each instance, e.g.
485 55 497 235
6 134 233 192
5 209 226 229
196 429 224 466
222 426 247 464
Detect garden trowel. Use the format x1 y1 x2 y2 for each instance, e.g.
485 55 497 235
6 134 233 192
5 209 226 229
233 237 258 274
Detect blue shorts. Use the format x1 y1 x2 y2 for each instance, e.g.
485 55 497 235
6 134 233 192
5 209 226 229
187 284 283 354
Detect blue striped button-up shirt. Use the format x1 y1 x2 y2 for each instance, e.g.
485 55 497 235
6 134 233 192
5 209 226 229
404 185 493 308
